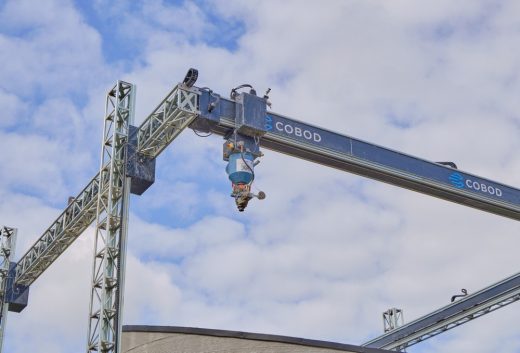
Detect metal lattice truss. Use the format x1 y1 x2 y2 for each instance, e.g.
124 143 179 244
86 81 134 353
137 84 199 158
385 291 520 351
364 271 520 351
14 176 102 286
13 85 199 288
383 308 404 333
0 226 16 352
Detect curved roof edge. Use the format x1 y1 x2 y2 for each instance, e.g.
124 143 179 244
122 325 390 353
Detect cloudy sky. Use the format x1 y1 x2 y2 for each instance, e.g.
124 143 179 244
1 0 520 352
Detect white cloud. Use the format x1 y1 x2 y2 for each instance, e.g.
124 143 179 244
0 89 26 128
0 0 106 97
0 132 68 199
123 254 183 324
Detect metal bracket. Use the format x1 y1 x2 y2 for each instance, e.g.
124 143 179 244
234 92 267 137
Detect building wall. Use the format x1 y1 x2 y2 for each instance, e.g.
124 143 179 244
122 326 390 353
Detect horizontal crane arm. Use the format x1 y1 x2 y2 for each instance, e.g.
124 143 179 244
194 91 520 220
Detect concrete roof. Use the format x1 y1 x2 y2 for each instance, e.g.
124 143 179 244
122 325 392 353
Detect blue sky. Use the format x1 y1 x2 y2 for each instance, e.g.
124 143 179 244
1 1 520 352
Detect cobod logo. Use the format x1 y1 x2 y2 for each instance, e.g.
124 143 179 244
448 172 465 188
264 116 322 142
449 172 502 197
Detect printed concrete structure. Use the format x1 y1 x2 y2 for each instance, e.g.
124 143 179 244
122 326 392 353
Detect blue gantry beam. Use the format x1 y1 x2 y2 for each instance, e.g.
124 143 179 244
195 89 520 220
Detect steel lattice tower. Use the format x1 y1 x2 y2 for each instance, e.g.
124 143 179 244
86 81 135 353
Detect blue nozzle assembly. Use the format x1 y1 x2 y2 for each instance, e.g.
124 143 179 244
223 138 265 212
222 88 269 211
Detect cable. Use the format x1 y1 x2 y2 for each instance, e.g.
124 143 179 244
192 129 212 137
230 84 254 99
240 146 255 184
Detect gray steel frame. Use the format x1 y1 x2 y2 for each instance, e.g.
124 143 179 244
5 77 520 352
137 84 199 157
363 271 520 350
86 81 135 353
0 227 16 353
383 308 404 333
13 85 198 288
84 82 198 353
14 176 101 286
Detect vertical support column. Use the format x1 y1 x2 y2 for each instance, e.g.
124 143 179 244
383 308 404 333
86 81 135 353
0 226 17 353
